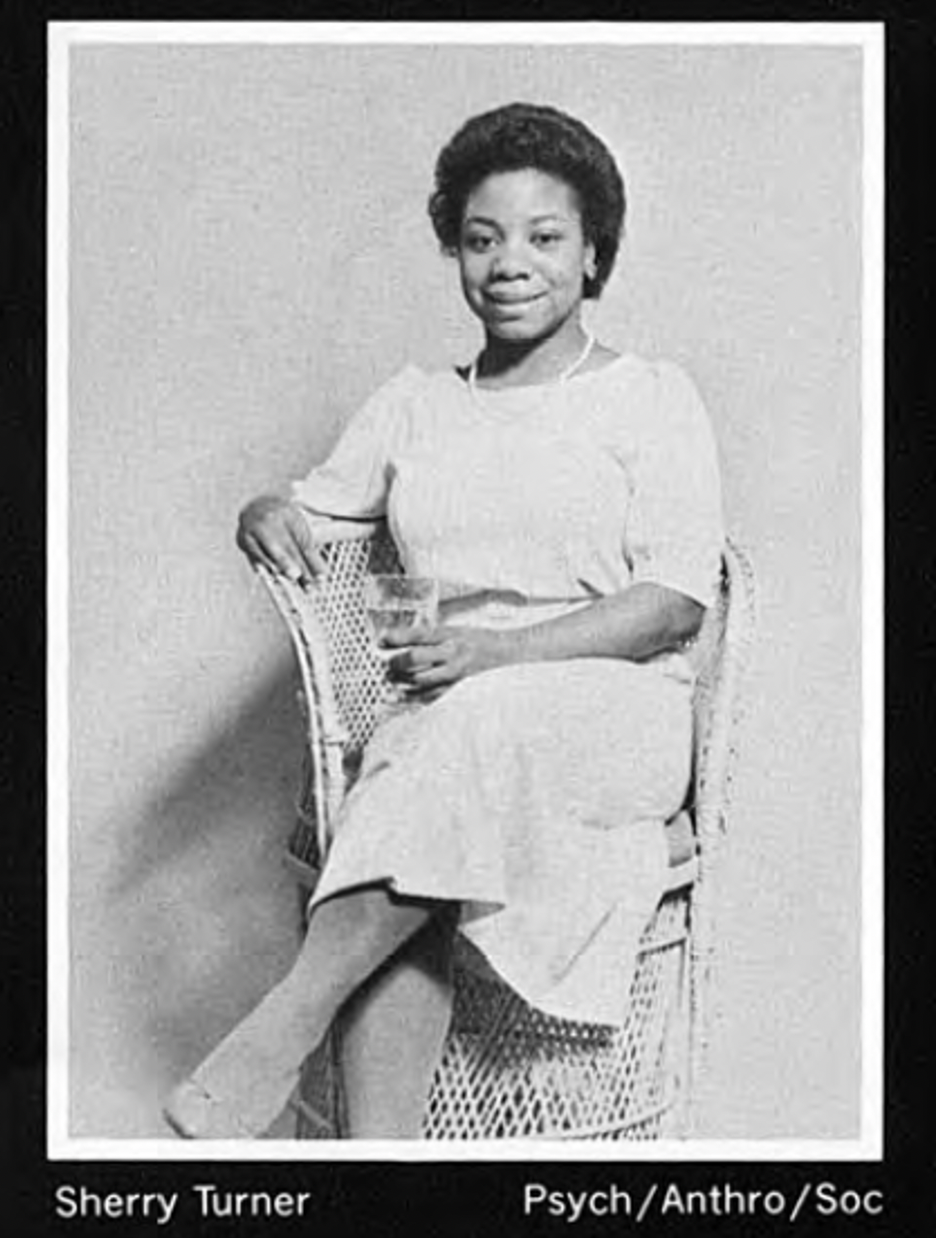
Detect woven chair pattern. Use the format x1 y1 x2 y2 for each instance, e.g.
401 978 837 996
258 525 754 1140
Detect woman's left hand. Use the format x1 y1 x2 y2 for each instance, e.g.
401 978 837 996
382 625 516 692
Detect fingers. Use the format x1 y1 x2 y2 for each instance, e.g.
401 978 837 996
284 507 328 580
406 664 456 689
244 532 307 582
386 626 501 690
239 530 281 576
386 641 458 688
381 625 448 649
236 499 326 583
385 645 437 676
388 662 455 692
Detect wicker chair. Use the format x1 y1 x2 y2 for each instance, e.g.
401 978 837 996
257 524 755 1140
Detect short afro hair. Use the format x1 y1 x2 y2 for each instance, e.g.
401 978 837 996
428 102 626 300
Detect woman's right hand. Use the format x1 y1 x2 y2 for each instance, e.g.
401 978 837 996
236 495 326 582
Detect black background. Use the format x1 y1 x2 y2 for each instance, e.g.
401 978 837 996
2 2 933 1233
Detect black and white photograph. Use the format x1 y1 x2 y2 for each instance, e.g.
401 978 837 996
47 22 881 1170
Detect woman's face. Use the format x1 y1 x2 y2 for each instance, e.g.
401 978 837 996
457 169 595 345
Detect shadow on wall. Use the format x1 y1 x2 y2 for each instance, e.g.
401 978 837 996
71 661 309 1136
108 656 304 902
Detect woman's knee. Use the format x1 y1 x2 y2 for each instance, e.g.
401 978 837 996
310 885 443 961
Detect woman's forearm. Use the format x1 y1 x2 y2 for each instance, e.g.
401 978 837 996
503 583 705 666
392 583 705 688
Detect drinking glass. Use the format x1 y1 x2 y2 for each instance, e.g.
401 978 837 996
362 575 439 662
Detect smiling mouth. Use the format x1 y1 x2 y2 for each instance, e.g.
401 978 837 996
486 292 545 308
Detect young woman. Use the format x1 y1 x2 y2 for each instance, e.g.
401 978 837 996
166 102 723 1139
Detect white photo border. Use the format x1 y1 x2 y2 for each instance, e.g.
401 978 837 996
47 19 884 1163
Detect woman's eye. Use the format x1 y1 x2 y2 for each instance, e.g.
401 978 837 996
532 232 562 248
464 234 495 253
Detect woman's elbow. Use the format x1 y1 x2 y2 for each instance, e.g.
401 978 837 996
670 594 705 644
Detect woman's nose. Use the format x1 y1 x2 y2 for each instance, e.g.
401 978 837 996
490 240 530 279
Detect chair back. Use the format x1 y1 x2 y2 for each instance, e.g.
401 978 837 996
688 538 757 857
257 526 401 859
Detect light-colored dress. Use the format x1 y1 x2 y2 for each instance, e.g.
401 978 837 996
290 355 723 1026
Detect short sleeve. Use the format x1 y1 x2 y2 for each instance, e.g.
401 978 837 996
625 362 724 607
289 367 418 520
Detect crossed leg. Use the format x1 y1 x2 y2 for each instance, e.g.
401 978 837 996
165 885 454 1139
335 904 457 1138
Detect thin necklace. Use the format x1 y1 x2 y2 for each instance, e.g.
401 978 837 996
468 331 596 398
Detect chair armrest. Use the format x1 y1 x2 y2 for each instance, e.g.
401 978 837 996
291 509 387 545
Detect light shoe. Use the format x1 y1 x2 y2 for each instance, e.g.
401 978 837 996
162 980 318 1139
163 1067 301 1140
